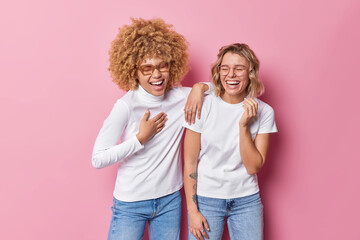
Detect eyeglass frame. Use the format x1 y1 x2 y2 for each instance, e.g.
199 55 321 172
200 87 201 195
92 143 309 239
138 62 170 76
217 64 248 76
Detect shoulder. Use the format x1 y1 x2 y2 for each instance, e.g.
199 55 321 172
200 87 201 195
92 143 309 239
162 87 190 103
111 95 132 116
203 93 216 105
168 86 190 98
200 94 217 116
119 90 136 104
255 98 276 126
255 98 274 114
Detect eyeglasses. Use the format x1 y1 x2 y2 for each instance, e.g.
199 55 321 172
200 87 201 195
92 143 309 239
138 62 170 76
218 65 247 76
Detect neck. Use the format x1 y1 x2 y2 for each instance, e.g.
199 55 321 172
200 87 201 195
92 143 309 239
138 85 165 102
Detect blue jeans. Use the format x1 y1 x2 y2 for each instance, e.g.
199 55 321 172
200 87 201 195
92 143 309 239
108 191 181 240
188 192 263 240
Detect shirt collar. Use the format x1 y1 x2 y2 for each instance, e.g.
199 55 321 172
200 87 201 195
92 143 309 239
137 85 165 102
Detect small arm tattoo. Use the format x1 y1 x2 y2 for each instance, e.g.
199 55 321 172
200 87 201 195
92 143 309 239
192 194 197 204
189 172 198 180
190 172 198 204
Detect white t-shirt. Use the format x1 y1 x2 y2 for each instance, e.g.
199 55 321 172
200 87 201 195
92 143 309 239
184 94 277 199
92 85 210 202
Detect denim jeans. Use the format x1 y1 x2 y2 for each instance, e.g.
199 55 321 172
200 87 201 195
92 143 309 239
108 191 181 240
188 192 263 240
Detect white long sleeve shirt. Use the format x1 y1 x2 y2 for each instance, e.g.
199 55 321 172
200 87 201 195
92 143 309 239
93 85 203 202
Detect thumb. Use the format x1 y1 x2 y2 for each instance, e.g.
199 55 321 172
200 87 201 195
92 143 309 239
142 109 150 121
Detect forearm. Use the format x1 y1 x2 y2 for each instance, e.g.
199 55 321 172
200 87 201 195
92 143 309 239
184 160 199 213
239 126 264 175
92 135 143 169
183 129 201 213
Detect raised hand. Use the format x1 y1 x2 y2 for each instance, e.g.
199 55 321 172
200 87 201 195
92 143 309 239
136 110 167 144
239 97 258 128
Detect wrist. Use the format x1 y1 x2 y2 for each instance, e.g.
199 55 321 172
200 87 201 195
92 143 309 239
198 83 209 92
193 83 206 92
187 208 199 215
136 133 145 145
239 124 249 131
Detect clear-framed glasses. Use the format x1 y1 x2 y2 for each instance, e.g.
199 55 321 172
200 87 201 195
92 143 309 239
218 65 247 76
138 62 170 76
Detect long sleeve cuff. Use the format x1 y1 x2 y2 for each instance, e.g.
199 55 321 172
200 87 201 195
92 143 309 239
92 135 144 169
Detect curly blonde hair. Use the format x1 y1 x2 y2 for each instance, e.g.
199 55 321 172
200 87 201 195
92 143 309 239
108 18 189 91
211 43 264 97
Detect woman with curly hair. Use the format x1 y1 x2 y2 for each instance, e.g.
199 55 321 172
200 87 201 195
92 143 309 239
183 43 278 240
92 18 211 240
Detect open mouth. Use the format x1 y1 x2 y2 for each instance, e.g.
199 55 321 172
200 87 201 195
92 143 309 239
225 80 240 86
150 80 164 86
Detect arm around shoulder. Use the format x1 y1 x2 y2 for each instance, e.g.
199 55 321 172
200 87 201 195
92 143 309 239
184 82 213 125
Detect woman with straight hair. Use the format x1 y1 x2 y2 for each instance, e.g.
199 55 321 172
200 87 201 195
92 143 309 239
183 43 278 240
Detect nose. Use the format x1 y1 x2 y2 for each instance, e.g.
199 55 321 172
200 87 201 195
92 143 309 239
228 68 236 78
152 68 161 78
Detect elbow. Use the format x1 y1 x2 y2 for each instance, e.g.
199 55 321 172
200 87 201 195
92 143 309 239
245 158 264 175
246 167 260 175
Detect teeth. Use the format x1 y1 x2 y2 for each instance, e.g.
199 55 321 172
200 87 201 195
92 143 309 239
226 81 240 85
151 81 163 85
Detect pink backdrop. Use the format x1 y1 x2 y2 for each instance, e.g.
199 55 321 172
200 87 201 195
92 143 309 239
1 0 359 239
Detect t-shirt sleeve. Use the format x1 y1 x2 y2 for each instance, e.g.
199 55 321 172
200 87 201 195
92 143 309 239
182 96 210 133
204 82 214 94
91 100 144 169
183 117 203 133
258 104 278 134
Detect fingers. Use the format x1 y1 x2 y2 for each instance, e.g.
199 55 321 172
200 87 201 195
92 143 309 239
240 98 258 127
187 94 204 123
156 116 168 133
190 220 209 240
156 124 166 133
244 98 258 117
185 106 190 124
190 228 208 240
152 112 166 122
184 105 199 125
184 105 195 125
190 229 197 240
190 229 204 240
196 230 205 240
191 107 197 124
151 112 167 130
201 218 210 239
201 228 209 239
203 219 210 234
197 103 202 119
142 109 150 121
155 113 166 124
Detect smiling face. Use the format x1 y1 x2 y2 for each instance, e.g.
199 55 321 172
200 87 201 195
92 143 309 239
137 57 170 96
219 52 250 103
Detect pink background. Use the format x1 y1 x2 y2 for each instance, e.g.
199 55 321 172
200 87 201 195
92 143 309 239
1 0 359 239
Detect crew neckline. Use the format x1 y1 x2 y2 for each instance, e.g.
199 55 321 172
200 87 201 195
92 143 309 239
216 95 245 108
